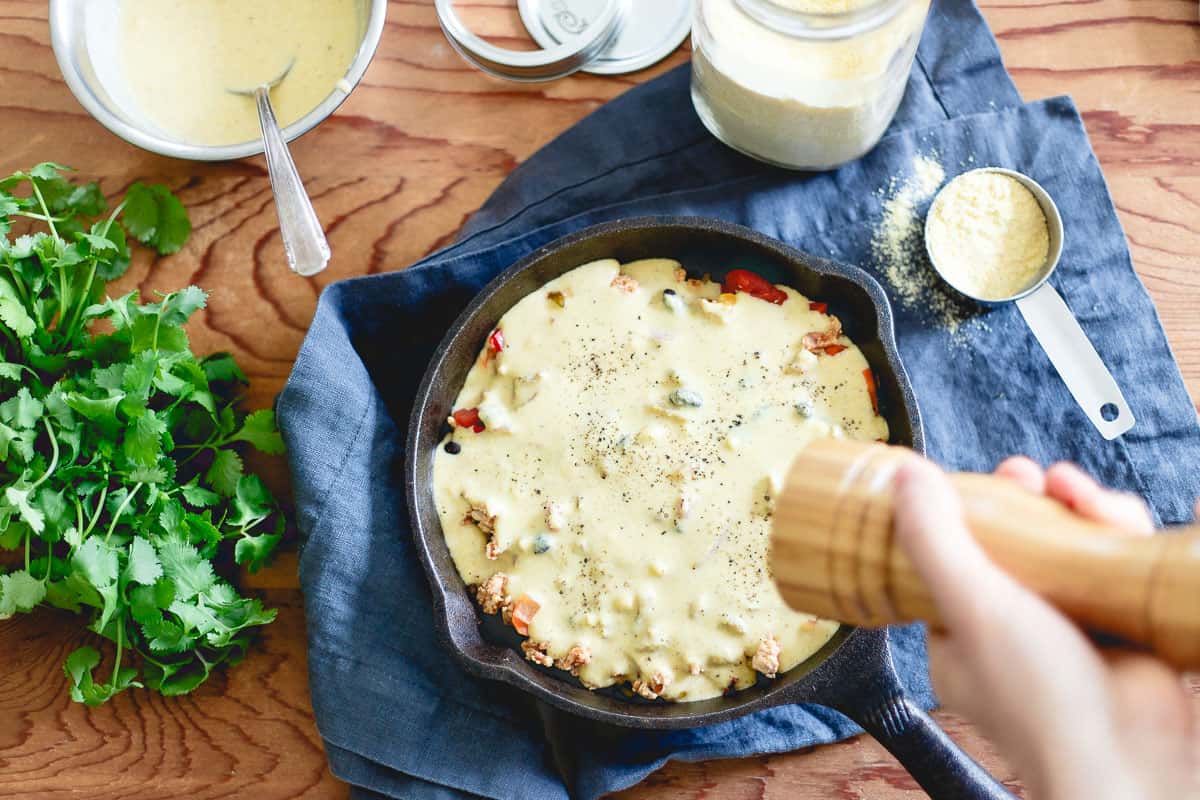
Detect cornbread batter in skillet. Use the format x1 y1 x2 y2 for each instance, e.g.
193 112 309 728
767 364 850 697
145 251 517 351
433 258 888 701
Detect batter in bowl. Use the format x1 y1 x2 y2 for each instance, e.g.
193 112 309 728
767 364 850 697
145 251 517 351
433 258 888 701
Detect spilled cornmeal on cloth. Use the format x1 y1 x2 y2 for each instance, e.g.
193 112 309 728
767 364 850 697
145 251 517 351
433 258 888 701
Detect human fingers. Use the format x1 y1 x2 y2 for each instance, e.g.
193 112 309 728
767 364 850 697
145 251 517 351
895 459 1124 795
1106 653 1198 798
1044 462 1154 534
1105 652 1192 739
892 458 1003 635
994 456 1045 494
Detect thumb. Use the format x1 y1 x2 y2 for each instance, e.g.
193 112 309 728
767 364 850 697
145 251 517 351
892 457 1017 639
891 456 1120 794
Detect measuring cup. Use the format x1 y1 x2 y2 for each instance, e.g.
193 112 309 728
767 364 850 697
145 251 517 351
924 168 1134 440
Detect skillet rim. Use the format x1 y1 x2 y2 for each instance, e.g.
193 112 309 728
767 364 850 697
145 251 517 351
404 216 925 729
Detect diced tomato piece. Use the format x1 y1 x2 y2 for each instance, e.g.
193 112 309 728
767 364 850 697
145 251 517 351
487 328 505 354
822 344 848 356
451 407 485 433
863 368 879 414
722 269 788 305
511 594 540 636
809 302 828 314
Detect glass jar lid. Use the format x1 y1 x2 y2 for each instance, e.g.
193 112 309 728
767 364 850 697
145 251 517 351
435 0 691 81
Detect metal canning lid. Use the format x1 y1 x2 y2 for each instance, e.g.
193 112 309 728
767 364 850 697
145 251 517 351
519 0 692 75
434 0 627 82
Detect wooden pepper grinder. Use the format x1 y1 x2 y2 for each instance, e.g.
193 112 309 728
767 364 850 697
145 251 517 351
771 439 1200 670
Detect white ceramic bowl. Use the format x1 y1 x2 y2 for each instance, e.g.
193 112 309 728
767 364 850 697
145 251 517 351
49 0 387 162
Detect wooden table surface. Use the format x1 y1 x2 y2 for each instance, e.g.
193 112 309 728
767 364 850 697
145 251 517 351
1 1 1198 797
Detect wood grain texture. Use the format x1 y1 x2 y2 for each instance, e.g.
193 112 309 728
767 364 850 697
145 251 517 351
0 0 1197 798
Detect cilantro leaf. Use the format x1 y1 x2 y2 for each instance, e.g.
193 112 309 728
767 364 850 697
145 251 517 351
29 162 70 181
0 276 35 338
5 486 46 534
122 183 191 255
64 645 141 706
201 353 248 385
1 387 44 429
73 538 120 633
66 182 107 217
0 422 19 461
160 286 207 326
179 478 220 508
0 570 47 616
234 532 281 574
155 535 215 601
123 411 167 467
206 449 244 497
231 409 285 455
228 474 274 528
0 164 279 705
126 538 163 585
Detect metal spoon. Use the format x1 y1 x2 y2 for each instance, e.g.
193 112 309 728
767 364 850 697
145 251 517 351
925 168 1134 440
228 60 330 277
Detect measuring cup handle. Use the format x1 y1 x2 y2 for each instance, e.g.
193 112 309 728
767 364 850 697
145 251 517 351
1015 284 1134 440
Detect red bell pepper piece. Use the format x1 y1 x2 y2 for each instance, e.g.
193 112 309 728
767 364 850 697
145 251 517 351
452 407 485 433
863 368 879 414
722 269 788 305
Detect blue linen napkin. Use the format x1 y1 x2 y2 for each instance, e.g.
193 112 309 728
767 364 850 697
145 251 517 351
276 1 1200 797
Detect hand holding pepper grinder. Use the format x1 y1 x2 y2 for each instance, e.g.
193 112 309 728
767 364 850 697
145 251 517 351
771 438 1199 800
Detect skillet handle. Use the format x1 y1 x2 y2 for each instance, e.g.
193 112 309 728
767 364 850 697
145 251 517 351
842 693 1016 800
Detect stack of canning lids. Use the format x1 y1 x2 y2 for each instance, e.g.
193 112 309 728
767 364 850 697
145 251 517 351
435 0 692 81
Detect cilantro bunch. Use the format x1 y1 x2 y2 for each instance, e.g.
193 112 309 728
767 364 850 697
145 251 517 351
0 164 284 704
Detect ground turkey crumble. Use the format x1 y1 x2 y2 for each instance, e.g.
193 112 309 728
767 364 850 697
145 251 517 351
522 640 554 667
752 634 781 678
476 573 509 615
610 274 639 293
802 316 843 353
632 673 669 700
555 645 591 676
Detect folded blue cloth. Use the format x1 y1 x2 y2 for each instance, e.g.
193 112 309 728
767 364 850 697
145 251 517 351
276 1 1200 797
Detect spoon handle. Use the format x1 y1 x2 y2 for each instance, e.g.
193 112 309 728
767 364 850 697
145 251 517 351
254 86 330 277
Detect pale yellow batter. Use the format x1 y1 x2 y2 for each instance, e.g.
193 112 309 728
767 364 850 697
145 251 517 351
119 0 363 146
433 259 889 702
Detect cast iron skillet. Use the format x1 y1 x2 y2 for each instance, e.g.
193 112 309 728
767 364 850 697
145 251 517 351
406 218 1014 800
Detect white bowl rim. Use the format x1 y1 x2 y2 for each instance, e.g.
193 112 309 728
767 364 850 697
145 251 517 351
48 0 388 162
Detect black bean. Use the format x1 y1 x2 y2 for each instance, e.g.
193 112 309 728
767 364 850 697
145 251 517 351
444 441 462 455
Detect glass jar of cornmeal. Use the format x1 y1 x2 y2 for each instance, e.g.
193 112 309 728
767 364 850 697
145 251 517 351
691 0 932 170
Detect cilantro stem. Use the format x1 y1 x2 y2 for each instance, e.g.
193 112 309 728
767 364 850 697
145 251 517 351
58 259 97 345
24 527 30 571
110 617 125 689
15 211 68 224
58 201 126 345
29 419 59 490
82 482 109 540
103 483 143 544
150 305 165 352
29 178 58 240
